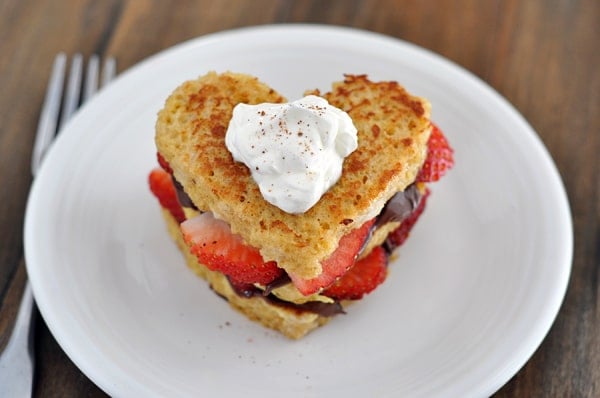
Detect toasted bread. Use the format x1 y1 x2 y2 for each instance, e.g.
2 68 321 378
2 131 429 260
155 72 431 281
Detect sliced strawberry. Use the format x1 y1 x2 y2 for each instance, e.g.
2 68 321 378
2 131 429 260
289 219 375 296
387 188 430 250
324 246 388 300
416 124 454 183
181 212 284 285
157 152 173 174
148 168 186 223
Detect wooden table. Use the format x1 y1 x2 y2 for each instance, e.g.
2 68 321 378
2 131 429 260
0 0 597 396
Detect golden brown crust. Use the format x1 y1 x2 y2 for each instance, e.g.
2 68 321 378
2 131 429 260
161 208 328 339
155 72 431 280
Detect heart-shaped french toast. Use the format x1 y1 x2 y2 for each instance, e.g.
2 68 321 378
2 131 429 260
150 71 453 339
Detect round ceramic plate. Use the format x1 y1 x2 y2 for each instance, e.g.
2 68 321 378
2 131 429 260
24 25 572 397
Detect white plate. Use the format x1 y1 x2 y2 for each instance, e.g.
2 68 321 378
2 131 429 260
25 25 572 397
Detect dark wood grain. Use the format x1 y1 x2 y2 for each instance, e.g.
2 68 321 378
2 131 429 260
0 0 597 396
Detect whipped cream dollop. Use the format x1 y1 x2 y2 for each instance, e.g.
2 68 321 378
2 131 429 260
225 95 358 214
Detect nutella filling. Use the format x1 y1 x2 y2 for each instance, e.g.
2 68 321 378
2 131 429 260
357 183 422 256
226 277 345 317
380 184 424 253
172 176 198 210
376 184 421 228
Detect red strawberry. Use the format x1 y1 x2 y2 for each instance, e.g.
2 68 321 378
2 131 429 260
289 219 375 296
387 188 430 249
157 152 173 174
324 246 388 300
416 124 454 182
181 212 284 285
148 168 186 223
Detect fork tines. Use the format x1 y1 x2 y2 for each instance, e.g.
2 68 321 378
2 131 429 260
31 53 117 176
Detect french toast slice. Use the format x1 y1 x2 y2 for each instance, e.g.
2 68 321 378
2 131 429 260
155 72 432 283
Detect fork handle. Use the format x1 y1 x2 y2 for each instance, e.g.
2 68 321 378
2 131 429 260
7 283 36 358
0 282 35 397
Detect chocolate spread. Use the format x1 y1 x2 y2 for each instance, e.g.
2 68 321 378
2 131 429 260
358 183 422 256
377 184 421 228
380 184 423 253
227 277 345 317
172 177 197 209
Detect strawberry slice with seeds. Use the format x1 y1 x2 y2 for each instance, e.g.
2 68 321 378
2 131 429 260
324 246 388 300
148 168 186 223
181 212 284 286
289 219 375 296
416 124 454 183
387 188 430 250
156 152 173 174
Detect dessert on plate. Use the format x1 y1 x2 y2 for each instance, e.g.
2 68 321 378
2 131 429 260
148 71 453 339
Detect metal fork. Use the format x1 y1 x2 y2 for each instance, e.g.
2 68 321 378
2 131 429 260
0 53 116 397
